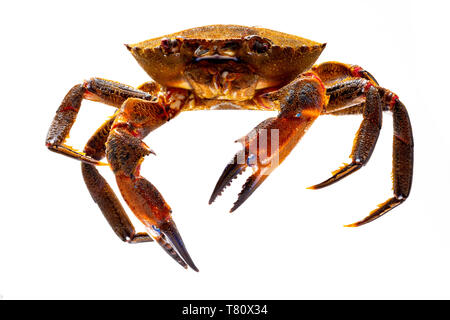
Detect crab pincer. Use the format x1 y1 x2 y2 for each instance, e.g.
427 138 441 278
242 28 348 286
105 94 198 271
114 173 198 271
208 121 274 212
209 74 326 212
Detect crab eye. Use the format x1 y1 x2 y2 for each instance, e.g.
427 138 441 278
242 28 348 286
194 45 209 57
245 35 272 54
160 37 181 54
220 41 240 56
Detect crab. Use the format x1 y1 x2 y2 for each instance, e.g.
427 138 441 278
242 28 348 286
46 25 413 271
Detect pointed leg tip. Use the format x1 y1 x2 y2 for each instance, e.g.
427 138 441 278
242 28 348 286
343 223 359 228
343 197 404 228
311 163 362 190
309 179 335 190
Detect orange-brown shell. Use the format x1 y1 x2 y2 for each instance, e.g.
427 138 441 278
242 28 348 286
127 25 326 90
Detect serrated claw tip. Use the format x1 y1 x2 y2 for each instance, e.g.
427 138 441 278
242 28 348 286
209 154 246 205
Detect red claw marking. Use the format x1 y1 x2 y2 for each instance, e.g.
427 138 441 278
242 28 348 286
302 72 326 92
350 66 363 77
389 94 399 111
364 82 374 91
351 65 379 86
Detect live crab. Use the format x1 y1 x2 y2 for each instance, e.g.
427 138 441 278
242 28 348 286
46 25 413 271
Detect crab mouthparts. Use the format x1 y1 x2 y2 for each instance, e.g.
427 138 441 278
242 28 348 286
194 54 239 62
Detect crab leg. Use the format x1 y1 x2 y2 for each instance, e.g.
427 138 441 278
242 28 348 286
106 93 199 271
310 85 382 189
309 63 384 189
309 62 413 226
345 96 413 227
81 115 153 243
46 78 153 165
209 74 326 211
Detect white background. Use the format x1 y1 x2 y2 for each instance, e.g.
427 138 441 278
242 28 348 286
0 0 449 299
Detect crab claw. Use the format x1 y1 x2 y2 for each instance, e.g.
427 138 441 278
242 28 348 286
208 119 278 211
114 172 199 271
209 150 271 212
230 166 270 213
208 152 247 206
210 114 318 212
146 219 199 272
209 146 271 212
